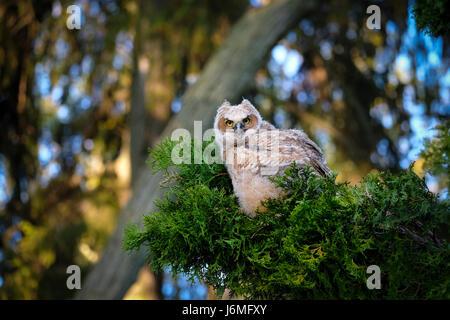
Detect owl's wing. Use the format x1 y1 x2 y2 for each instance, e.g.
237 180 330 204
248 129 331 177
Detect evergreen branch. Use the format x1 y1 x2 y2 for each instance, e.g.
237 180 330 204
124 138 450 299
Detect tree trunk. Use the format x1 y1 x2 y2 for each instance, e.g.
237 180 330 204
75 0 317 300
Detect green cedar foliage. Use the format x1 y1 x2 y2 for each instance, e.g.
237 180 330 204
124 138 449 299
412 0 450 37
421 121 450 190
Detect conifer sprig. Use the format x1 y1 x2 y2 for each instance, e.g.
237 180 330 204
124 138 449 299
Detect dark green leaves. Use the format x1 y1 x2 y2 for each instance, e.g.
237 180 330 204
124 139 449 299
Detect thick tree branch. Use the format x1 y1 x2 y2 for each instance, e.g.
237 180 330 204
75 0 318 299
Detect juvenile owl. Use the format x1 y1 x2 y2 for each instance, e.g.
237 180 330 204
214 99 330 217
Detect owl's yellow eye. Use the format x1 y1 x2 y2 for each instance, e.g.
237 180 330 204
225 120 234 127
242 117 250 125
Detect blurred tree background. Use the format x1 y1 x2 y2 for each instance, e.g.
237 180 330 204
0 0 448 299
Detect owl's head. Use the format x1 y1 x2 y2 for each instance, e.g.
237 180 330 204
214 99 262 134
214 99 262 149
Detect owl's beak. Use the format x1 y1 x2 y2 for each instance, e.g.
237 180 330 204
234 122 245 133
